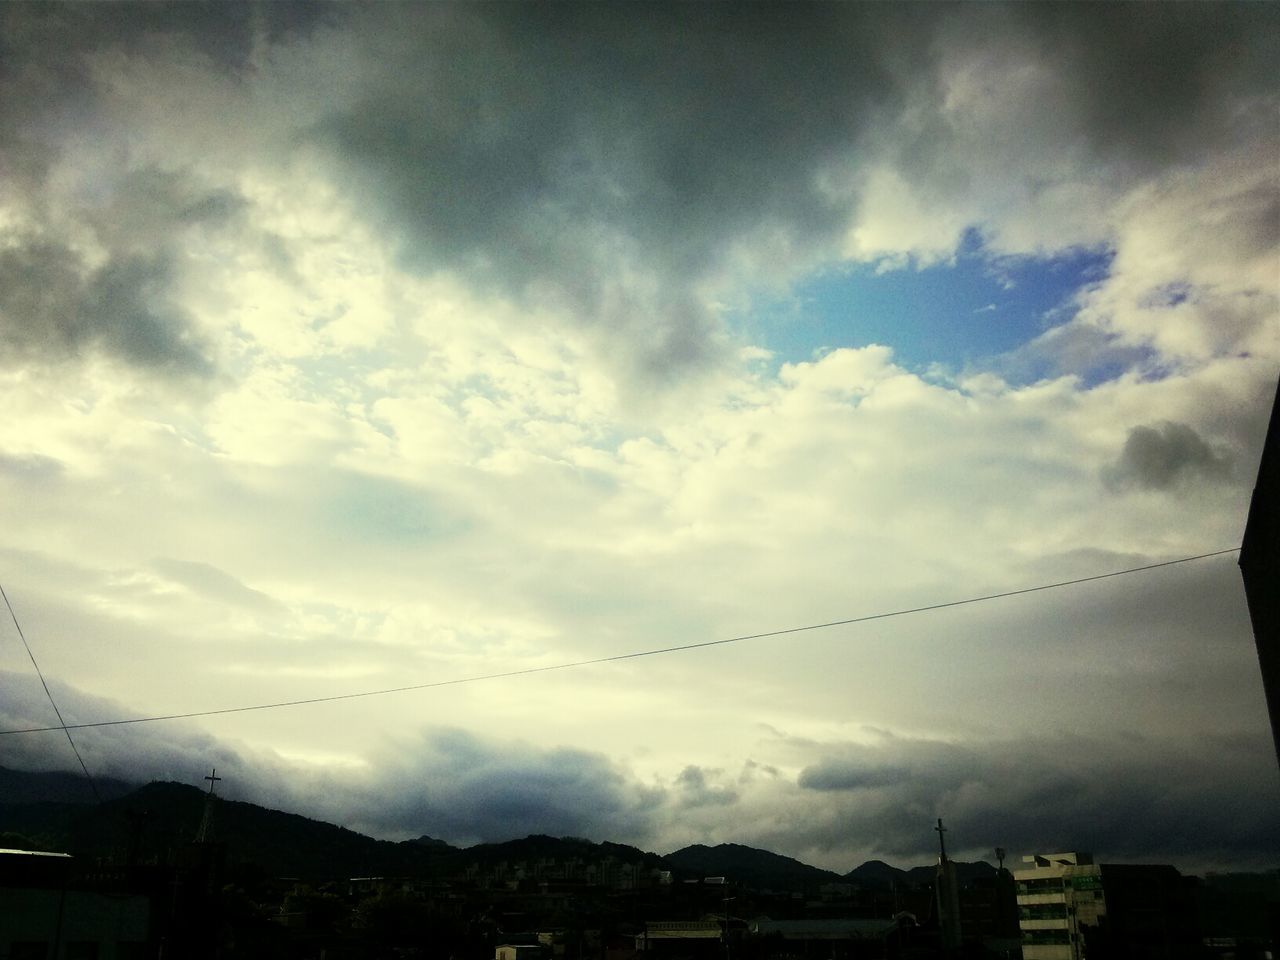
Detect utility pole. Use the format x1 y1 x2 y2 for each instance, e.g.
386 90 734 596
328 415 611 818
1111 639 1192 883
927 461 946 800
720 879 733 960
724 883 731 960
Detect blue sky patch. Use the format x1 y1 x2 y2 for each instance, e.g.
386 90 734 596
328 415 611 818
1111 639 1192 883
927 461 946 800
737 232 1114 374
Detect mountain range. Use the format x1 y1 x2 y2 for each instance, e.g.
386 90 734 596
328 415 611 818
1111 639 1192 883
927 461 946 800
0 766 990 889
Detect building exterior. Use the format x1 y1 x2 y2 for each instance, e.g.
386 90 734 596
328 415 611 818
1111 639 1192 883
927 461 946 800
750 918 906 959
636 920 725 960
0 849 154 960
1240 375 1280 769
497 945 547 960
1015 853 1104 960
960 867 1021 954
1015 852 1202 959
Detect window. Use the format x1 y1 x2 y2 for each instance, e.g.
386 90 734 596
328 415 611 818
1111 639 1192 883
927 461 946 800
1021 929 1070 945
1019 902 1068 920
1016 878 1065 895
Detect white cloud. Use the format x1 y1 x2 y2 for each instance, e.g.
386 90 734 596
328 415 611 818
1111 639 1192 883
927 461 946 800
0 3 1275 870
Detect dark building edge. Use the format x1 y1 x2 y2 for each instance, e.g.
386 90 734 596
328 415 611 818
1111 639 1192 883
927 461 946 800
1239 374 1280 770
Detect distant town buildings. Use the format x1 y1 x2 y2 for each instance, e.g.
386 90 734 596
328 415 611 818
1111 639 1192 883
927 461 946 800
750 917 907 956
497 944 547 960
7 762 1273 960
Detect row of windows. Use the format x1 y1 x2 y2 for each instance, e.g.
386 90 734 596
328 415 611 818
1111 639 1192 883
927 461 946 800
1020 903 1068 920
1017 878 1064 894
1021 930 1073 945
1017 878 1105 896
1067 875 1103 891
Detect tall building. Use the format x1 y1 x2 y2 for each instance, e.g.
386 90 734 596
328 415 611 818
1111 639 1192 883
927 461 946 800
1015 852 1201 959
1015 853 1103 960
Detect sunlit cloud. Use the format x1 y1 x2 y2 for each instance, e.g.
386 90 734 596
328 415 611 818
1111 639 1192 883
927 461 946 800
0 2 1276 870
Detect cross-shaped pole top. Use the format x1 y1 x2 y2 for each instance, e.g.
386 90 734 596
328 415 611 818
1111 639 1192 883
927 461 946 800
934 817 949 863
204 768 222 797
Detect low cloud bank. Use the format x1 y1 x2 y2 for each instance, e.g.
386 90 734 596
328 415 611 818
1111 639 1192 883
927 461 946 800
3 673 1275 872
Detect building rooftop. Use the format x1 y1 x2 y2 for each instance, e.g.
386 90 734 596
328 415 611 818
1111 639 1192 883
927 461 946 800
1020 852 1093 868
752 919 899 940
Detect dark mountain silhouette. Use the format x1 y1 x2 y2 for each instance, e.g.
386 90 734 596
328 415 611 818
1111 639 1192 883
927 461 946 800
409 834 451 849
0 780 456 879
844 859 909 884
843 858 997 888
664 842 842 891
460 833 664 870
904 861 997 886
0 766 996 888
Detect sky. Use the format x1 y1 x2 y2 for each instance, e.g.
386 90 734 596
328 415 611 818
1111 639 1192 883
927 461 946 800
0 3 1278 874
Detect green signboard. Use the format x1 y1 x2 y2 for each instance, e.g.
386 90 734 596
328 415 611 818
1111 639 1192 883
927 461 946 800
1067 874 1103 890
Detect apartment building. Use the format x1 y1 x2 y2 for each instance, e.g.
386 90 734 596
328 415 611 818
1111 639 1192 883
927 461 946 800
1015 852 1104 960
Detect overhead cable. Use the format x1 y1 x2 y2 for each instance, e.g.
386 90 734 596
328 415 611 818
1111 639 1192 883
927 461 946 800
1 581 103 801
0 547 1240 737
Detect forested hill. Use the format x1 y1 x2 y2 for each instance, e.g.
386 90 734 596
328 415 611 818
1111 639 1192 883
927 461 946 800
664 842 843 891
1 766 994 887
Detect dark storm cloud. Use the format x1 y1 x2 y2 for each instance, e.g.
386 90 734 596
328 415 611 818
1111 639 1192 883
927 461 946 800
307 3 1275 381
790 730 1280 867
675 765 738 809
3 672 1278 867
82 168 249 254
0 167 245 374
1104 422 1234 491
1022 4 1277 170
921 4 1269 171
309 4 923 381
356 729 663 846
0 3 328 207
0 1 334 82
4 4 1275 384
0 671 254 792
894 4 1279 191
0 673 662 848
0 240 210 374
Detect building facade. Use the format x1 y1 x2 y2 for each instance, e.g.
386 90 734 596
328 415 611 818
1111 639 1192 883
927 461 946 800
1015 852 1203 959
1015 852 1104 960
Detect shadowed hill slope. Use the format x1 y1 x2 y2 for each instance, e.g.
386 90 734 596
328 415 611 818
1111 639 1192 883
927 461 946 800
665 842 843 891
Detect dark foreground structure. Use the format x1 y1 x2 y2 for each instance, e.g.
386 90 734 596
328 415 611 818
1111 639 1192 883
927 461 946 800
1240 375 1280 770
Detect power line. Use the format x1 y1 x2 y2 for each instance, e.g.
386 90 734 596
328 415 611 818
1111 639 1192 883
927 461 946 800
1 581 102 802
0 547 1240 737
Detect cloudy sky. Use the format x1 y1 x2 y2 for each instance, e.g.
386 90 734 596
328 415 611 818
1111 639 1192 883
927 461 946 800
1 3 1278 873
